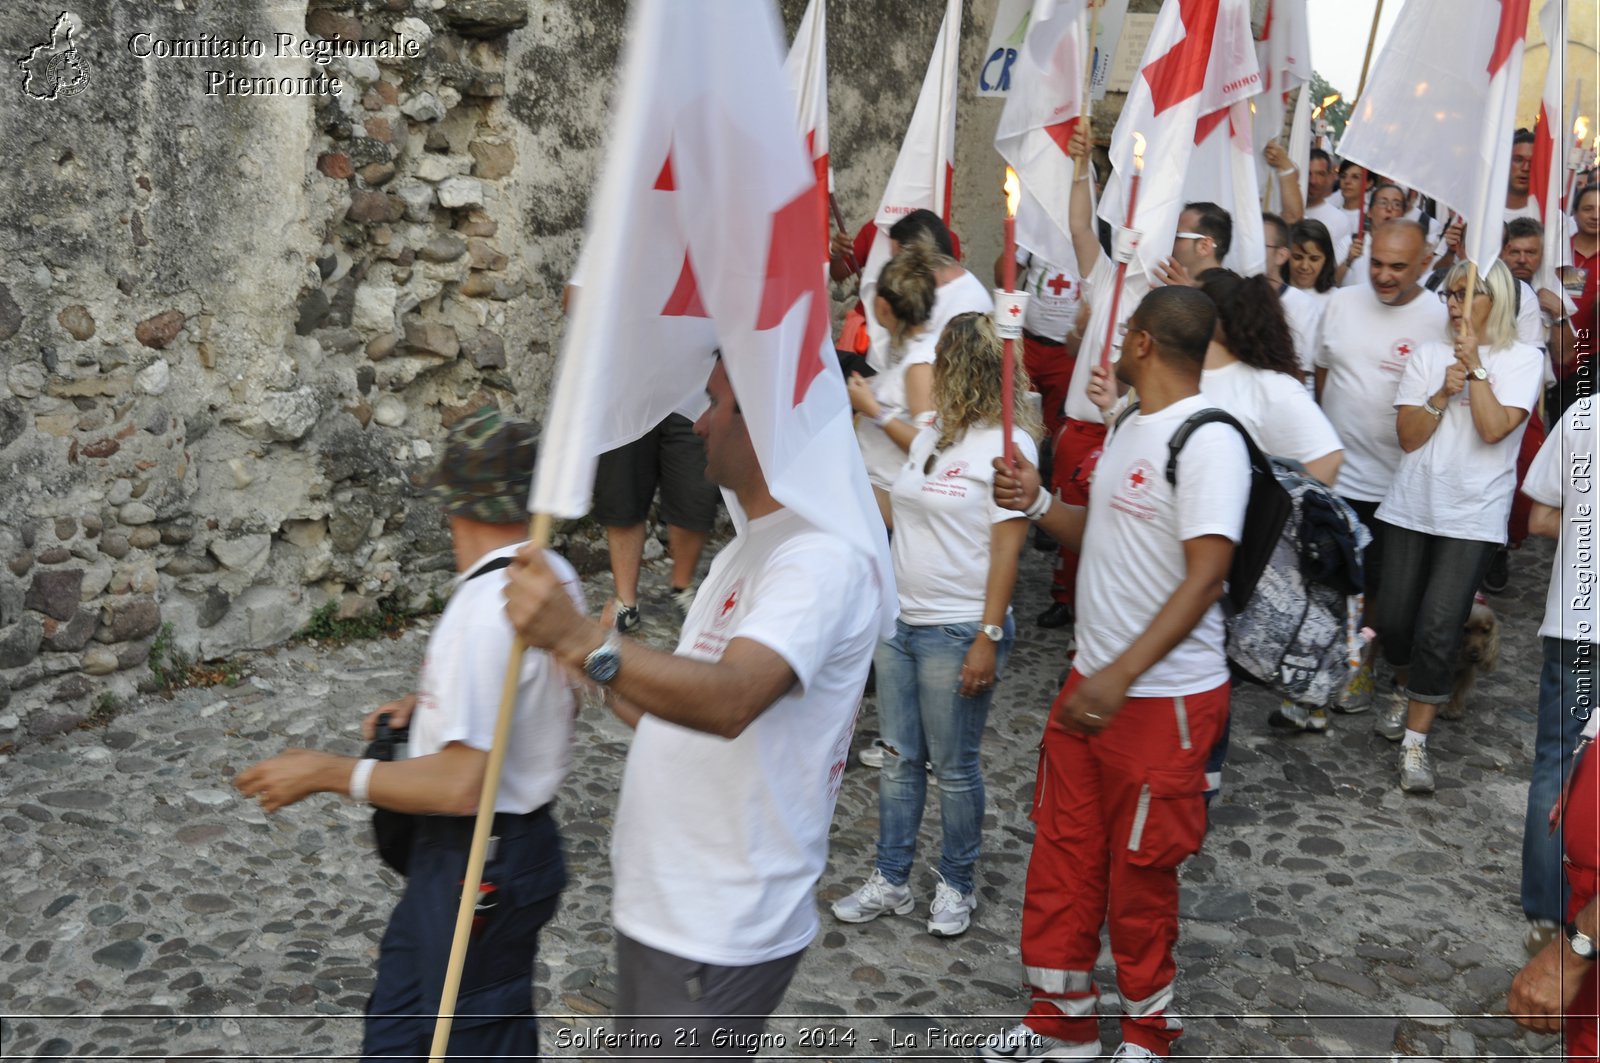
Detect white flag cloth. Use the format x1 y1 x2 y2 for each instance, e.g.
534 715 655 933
1531 0 1567 290
862 0 963 367
1284 83 1312 207
1097 0 1261 278
531 0 895 637
1252 0 1312 210
1338 0 1533 271
995 0 1090 273
784 0 830 246
1187 101 1267 277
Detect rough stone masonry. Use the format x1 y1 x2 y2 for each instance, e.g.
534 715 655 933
0 0 1073 740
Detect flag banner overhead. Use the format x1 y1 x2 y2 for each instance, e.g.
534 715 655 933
531 0 895 635
1097 0 1261 279
1187 100 1268 277
1530 0 1567 289
784 0 830 245
861 0 963 368
1338 0 1533 272
1251 0 1312 209
995 0 1091 273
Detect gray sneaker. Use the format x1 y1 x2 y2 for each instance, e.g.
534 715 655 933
1374 693 1408 742
1269 700 1328 733
670 584 696 620
927 875 977 937
831 869 913 923
1399 744 1436 793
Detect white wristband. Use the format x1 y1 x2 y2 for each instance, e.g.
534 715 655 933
1023 488 1054 522
1276 166 1298 177
872 409 892 428
349 758 378 803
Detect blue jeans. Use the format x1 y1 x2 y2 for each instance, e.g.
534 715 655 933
874 616 1014 895
1522 637 1598 923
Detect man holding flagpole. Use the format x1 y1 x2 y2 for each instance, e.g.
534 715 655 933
501 0 895 1049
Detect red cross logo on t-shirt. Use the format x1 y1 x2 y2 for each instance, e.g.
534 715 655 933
721 589 739 616
1047 274 1072 296
1129 467 1147 487
1394 339 1415 358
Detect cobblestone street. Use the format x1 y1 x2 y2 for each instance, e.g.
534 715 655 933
0 536 1568 1060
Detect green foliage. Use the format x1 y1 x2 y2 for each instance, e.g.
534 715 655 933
1309 71 1353 144
297 597 423 645
146 622 245 693
90 691 123 724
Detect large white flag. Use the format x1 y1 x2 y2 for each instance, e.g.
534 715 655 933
1252 0 1312 210
784 0 830 248
1097 0 1261 278
1530 0 1567 290
1338 0 1533 271
1187 100 1267 277
994 0 1090 272
532 0 895 636
861 0 963 367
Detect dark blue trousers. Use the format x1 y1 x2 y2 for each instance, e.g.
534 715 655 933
364 807 564 1061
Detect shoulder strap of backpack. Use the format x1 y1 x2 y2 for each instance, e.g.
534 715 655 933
464 555 515 582
1163 408 1272 487
1112 400 1141 432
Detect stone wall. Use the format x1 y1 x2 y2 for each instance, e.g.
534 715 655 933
0 0 1012 740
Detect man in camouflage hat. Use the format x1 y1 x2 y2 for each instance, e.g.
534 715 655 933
236 405 583 1058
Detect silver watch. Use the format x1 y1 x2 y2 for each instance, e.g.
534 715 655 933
979 624 1004 643
1569 921 1598 960
1467 366 1489 381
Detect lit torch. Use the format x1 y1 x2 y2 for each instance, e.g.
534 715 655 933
1099 133 1145 375
999 166 1022 468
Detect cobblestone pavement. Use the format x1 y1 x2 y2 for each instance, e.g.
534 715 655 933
0 536 1568 1060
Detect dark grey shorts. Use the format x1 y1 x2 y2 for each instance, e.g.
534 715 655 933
609 931 805 1057
591 414 720 532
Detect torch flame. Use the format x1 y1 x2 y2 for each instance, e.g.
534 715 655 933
1579 115 1592 141
1003 166 1020 218
1132 132 1146 174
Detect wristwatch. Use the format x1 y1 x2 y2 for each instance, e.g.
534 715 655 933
1568 920 1598 960
1467 366 1489 382
980 624 1005 643
583 631 623 684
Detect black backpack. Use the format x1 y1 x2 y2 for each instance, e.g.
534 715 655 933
1116 405 1370 706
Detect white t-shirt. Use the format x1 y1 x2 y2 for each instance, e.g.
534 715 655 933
857 271 994 489
1339 248 1370 288
1017 252 1083 342
1064 254 1151 423
611 509 878 966
1280 284 1330 377
1201 359 1343 465
1315 285 1449 502
1376 340 1545 543
1523 397 1598 642
1305 200 1355 262
890 423 1038 624
411 545 581 814
1075 395 1251 697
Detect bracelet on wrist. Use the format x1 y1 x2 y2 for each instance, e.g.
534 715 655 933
349 758 378 803
1423 398 1445 418
1023 488 1054 522
1276 166 1298 177
871 409 892 428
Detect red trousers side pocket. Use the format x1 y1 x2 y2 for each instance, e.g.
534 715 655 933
1124 767 1207 870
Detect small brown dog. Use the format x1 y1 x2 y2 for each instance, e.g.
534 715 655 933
1441 598 1501 719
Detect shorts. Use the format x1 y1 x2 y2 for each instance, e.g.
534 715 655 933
592 414 720 532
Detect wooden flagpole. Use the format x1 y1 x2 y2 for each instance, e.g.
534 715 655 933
428 511 553 1060
1356 0 1384 103
1074 0 1103 180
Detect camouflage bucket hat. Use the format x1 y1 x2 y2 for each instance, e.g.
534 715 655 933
427 405 539 525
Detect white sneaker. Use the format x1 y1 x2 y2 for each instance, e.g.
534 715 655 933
831 869 913 923
1108 1045 1161 1061
927 875 977 937
977 1024 1098 1061
1398 743 1436 793
670 584 696 620
1373 692 1408 742
857 738 936 778
1268 700 1328 733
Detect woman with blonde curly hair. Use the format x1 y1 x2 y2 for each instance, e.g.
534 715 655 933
832 312 1038 937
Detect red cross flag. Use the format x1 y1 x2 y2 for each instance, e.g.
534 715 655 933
1529 0 1567 289
531 0 895 638
1097 0 1261 278
1338 0 1534 272
994 0 1091 273
1251 0 1312 211
1186 100 1267 277
861 0 964 363
784 0 830 248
